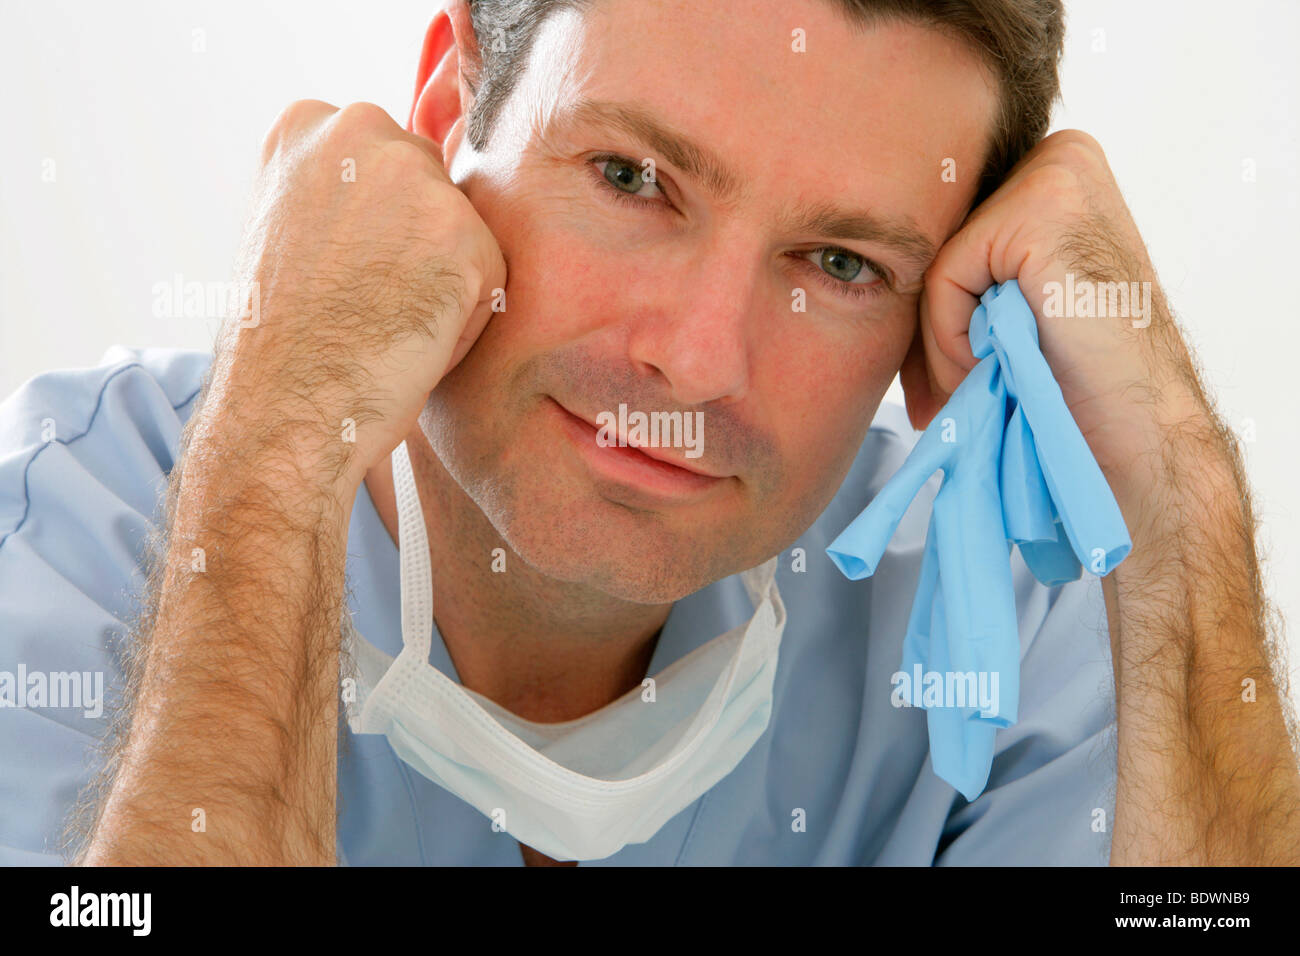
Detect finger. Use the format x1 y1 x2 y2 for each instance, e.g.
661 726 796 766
918 274 978 400
919 201 1018 396
447 253 507 372
898 321 943 431
325 102 453 181
394 127 452 178
444 222 508 373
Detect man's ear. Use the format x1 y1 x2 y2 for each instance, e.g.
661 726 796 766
898 322 946 432
408 1 477 148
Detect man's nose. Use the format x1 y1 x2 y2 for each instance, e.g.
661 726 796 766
624 241 760 407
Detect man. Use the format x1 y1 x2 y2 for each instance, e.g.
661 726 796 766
1 0 1296 866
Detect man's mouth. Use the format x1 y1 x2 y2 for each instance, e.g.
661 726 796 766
546 397 727 500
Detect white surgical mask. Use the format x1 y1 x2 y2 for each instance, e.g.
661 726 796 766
341 440 788 862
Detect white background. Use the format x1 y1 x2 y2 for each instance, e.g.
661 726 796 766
2 0 1297 687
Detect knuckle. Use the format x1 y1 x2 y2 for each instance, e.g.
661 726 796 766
1043 129 1106 169
261 99 336 163
375 138 433 175
410 181 477 240
334 101 395 133
264 99 334 143
1045 128 1103 153
1023 163 1086 208
442 187 481 228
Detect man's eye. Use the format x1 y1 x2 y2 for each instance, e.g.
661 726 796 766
594 156 663 200
794 247 892 301
809 247 877 284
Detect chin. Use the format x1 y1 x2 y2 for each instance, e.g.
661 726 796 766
421 388 767 603
490 491 728 605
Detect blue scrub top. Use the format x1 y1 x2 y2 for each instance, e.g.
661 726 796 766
0 346 1117 865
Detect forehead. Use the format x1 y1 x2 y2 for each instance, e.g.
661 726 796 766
506 0 999 245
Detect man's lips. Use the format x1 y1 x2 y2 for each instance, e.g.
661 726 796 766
562 403 722 477
547 397 728 497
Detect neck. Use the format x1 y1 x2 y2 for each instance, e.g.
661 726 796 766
364 436 671 723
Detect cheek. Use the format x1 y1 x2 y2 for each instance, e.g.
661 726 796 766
780 300 914 405
480 188 627 348
762 305 915 484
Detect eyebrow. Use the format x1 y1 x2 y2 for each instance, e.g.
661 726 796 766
559 97 941 280
776 200 939 281
568 98 745 204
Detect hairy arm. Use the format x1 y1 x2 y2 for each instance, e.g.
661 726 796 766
74 386 353 866
1102 377 1300 865
908 129 1300 865
64 99 506 866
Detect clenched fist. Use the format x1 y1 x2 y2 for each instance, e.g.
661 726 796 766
202 99 507 499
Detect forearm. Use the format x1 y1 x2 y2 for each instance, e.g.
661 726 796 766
1104 390 1300 864
80 409 353 866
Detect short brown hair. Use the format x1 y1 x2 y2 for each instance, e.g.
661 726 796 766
460 0 1065 207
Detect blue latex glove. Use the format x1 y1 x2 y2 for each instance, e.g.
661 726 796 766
825 279 1131 801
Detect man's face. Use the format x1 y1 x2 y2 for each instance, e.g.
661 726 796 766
422 0 995 604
